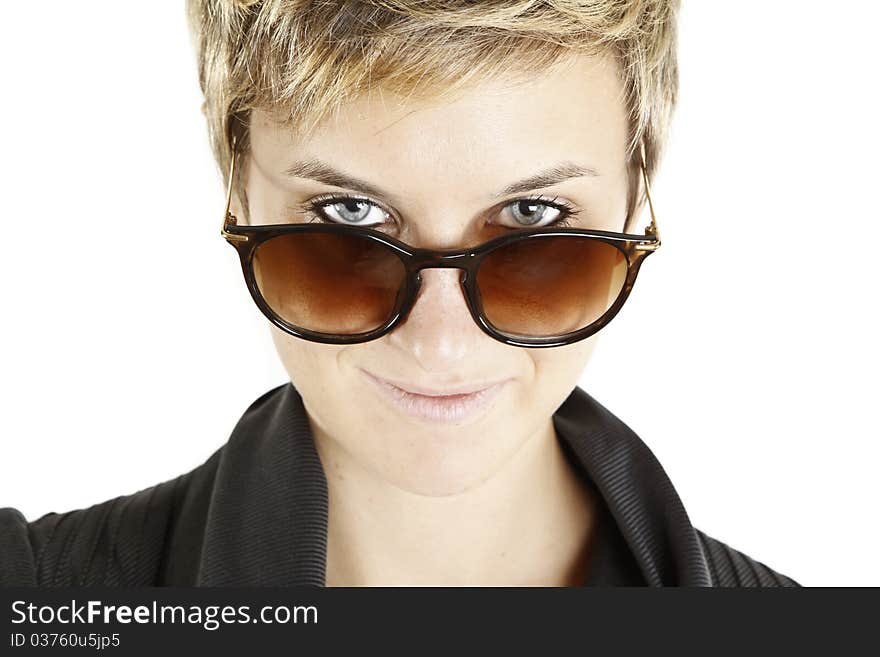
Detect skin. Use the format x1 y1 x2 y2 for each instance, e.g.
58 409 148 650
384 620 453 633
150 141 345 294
232 52 634 586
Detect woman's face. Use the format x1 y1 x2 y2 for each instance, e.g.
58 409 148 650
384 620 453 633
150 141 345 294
240 52 631 496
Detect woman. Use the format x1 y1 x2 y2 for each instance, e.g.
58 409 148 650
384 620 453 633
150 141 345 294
0 0 799 587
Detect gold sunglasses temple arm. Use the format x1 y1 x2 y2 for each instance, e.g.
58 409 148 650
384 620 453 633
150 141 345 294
634 140 661 252
220 133 249 243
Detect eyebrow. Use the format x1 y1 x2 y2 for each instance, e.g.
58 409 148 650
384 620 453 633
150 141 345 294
282 159 601 203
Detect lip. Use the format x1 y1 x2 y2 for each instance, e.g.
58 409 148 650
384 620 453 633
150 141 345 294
360 369 510 423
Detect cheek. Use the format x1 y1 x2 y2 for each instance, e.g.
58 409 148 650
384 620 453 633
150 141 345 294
269 324 343 402
528 337 600 405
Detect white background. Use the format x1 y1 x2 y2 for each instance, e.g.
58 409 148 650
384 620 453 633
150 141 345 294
1 2 877 586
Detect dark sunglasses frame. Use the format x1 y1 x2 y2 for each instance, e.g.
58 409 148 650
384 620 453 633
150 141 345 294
220 134 662 348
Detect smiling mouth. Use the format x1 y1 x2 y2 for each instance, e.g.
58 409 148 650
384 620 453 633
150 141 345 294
360 369 510 423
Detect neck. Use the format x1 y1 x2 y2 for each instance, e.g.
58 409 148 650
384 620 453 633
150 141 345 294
314 418 597 587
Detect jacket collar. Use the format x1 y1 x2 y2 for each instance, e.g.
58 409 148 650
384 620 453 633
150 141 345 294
196 382 711 586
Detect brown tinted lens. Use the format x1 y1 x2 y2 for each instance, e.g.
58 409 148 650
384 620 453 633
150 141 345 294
476 236 628 337
253 231 406 334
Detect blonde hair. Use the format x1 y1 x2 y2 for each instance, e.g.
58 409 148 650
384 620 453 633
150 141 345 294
185 0 680 228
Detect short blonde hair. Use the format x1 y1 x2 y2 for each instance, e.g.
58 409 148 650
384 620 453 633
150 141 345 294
185 0 680 228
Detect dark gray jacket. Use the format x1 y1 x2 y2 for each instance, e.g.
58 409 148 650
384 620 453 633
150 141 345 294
0 382 801 587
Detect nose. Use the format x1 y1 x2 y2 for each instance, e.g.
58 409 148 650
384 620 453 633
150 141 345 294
386 267 489 372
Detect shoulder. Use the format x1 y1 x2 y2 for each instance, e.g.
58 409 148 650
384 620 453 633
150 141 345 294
0 449 222 587
695 528 802 587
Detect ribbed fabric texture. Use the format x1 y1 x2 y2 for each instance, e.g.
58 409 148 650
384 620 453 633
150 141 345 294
0 382 801 587
554 388 711 586
697 530 800 587
195 384 328 586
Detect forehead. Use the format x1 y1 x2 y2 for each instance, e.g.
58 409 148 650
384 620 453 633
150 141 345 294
248 52 629 197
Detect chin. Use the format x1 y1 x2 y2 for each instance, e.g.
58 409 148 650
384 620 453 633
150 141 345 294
363 421 523 498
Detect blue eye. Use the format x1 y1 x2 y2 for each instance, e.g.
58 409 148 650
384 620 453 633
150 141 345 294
503 199 564 227
310 198 390 226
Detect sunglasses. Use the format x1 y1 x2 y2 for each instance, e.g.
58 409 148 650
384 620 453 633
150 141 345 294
220 135 661 348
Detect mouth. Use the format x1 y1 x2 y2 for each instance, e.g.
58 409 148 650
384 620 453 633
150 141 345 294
360 369 510 424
